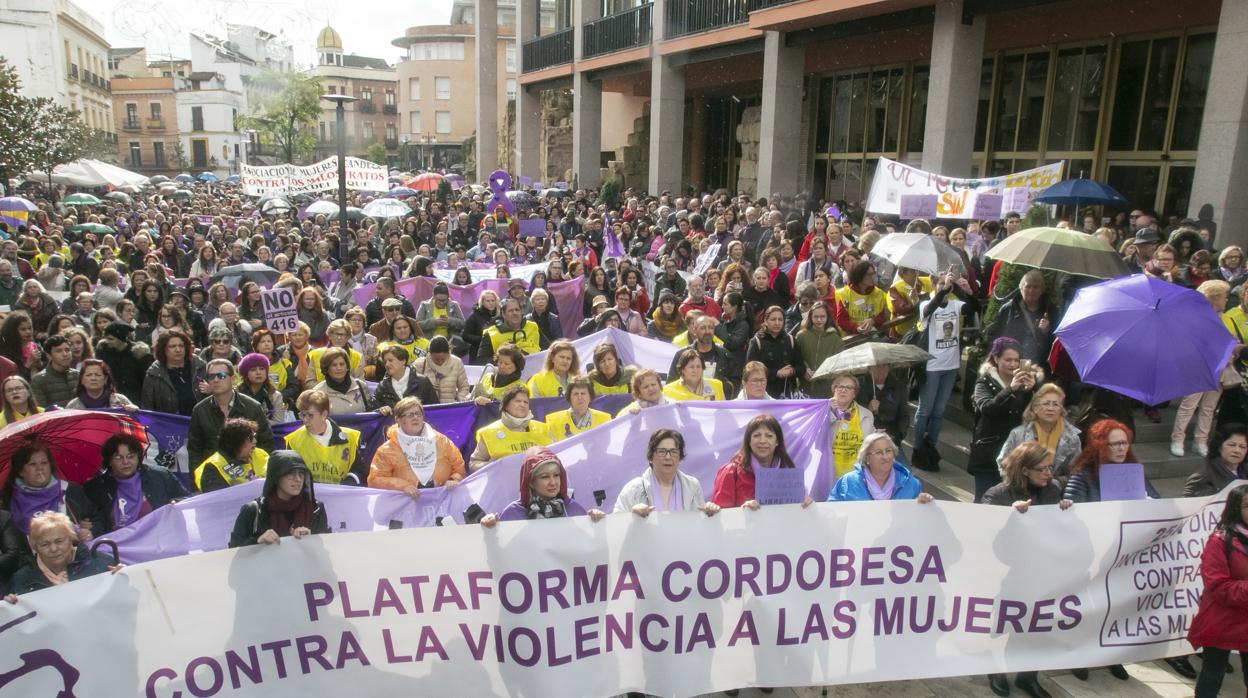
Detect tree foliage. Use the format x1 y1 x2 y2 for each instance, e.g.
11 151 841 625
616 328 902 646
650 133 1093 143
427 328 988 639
237 69 322 165
0 57 96 184
366 141 388 167
436 179 452 205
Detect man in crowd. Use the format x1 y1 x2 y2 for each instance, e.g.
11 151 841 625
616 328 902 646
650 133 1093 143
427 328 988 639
364 277 417 327
31 334 79 407
187 358 275 469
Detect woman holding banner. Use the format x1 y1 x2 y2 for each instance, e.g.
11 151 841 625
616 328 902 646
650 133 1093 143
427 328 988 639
827 433 932 503
479 447 605 525
369 397 464 495
228 450 330 547
1186 483 1248 697
545 376 610 441
615 429 719 516
526 340 581 398
586 342 635 397
3 512 120 599
711 414 812 509
663 347 726 401
284 390 364 485
469 384 552 471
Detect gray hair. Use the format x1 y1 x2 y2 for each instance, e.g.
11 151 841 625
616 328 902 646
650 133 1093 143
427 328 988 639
856 432 898 467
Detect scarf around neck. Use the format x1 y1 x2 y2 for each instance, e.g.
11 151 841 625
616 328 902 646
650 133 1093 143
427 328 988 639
76 388 114 409
647 469 683 512
113 470 149 528
325 373 354 395
11 477 66 533
864 465 897 500
526 495 566 519
501 411 533 431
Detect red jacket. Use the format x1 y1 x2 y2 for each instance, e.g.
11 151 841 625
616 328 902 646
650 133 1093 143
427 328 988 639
1188 531 1248 652
679 296 721 321
711 455 755 508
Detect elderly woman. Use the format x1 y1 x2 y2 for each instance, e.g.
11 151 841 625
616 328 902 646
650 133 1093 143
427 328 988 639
469 384 553 471
283 389 364 485
829 372 876 480
480 447 606 525
16 278 59 339
1171 280 1234 457
545 376 610 441
969 337 1039 501
711 414 812 509
83 433 187 533
3 512 120 600
228 450 330 547
586 342 635 396
374 345 438 412
615 429 720 516
526 339 581 398
1186 483 1248 697
369 397 465 496
194 417 269 492
471 342 526 405
664 347 726 401
828 433 933 502
980 441 1073 697
997 383 1083 479
65 358 137 411
1185 423 1248 497
736 360 774 400
344 307 378 368
312 347 377 415
621 368 673 415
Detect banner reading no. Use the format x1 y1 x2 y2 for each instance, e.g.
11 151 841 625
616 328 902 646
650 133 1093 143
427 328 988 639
1 487 1233 697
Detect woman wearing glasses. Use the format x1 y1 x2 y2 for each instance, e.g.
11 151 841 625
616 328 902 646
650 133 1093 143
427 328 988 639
828 373 875 481
284 389 364 485
614 429 720 517
828 433 933 502
997 384 1083 479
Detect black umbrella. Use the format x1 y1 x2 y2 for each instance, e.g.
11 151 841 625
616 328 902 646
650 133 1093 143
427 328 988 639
209 263 282 289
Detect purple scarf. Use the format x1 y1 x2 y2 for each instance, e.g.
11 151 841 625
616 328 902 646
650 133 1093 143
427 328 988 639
864 466 897 500
647 469 683 512
75 389 113 409
113 472 146 528
10 478 66 534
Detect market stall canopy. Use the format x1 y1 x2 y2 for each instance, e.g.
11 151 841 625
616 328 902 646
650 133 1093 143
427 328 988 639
27 159 149 188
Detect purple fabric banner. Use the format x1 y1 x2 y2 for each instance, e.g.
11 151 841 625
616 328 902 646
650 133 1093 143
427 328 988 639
353 275 585 338
111 400 831 563
518 328 681 380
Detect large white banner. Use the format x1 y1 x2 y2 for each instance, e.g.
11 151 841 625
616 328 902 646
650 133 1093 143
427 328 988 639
866 157 1063 219
241 157 388 197
1 488 1233 697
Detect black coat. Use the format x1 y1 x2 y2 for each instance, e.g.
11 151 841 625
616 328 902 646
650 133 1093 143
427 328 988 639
139 357 208 415
462 306 497 364
374 370 439 409
967 365 1034 476
229 451 331 547
83 465 189 533
744 329 806 398
187 392 276 472
527 310 562 349
668 342 737 394
985 295 1056 366
1183 459 1248 498
981 480 1064 507
94 340 155 403
0 510 24 592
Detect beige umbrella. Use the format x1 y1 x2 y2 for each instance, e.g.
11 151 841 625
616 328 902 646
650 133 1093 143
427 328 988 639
812 342 932 379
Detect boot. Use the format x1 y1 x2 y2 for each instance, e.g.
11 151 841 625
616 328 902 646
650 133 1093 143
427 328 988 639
988 673 1010 696
1014 673 1051 698
923 439 942 471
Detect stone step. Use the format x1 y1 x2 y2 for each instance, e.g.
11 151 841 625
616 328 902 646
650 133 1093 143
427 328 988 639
916 395 1186 444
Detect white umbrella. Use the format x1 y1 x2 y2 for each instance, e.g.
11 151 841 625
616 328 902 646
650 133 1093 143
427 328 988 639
812 342 933 379
303 200 340 218
260 198 293 215
362 198 411 219
872 233 965 276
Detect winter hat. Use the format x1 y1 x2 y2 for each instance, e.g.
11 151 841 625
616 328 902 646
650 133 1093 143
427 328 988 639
104 321 134 342
238 353 270 376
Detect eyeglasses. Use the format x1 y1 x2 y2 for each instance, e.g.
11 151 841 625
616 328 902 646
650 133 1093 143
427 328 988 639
212 339 231 345
652 448 680 458
833 385 857 392
867 448 895 457
207 371 230 381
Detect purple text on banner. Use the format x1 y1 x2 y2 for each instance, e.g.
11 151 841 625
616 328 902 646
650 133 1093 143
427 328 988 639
1098 462 1147 501
518 219 546 238
753 466 808 505
972 193 1004 221
899 194 938 220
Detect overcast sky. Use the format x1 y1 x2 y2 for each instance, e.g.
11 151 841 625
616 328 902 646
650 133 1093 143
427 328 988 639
90 0 455 66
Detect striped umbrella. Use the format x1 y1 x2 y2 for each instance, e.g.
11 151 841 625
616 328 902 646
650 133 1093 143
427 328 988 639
986 226 1128 279
0 196 37 228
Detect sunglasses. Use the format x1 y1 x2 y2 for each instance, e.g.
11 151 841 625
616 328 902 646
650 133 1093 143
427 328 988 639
208 371 230 381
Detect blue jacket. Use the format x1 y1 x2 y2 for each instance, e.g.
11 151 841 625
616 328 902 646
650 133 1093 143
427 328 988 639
828 461 923 501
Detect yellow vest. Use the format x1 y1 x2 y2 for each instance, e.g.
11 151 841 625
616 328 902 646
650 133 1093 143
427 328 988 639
377 338 431 364
194 448 270 490
474 418 552 460
835 285 889 325
832 405 864 479
591 378 632 396
887 277 934 335
672 332 724 348
284 424 362 484
662 378 726 402
1224 307 1248 344
0 406 42 427
485 320 542 355
526 370 573 398
430 304 450 337
478 373 523 401
309 347 362 383
545 408 610 441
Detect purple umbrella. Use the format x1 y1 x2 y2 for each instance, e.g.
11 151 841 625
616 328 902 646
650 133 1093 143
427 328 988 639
1055 274 1235 404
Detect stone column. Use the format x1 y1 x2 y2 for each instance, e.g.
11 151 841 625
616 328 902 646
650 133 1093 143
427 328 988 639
920 0 984 176
572 0 602 189
1189 0 1248 247
648 0 684 194
756 30 803 199
475 0 499 179
515 0 541 180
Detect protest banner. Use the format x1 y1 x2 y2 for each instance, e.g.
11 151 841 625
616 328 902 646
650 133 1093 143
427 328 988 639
4 485 1234 697
261 287 299 334
691 244 721 276
241 157 388 197
753 466 808 505
866 157 1063 219
518 219 547 238
899 194 938 220
1099 462 1148 501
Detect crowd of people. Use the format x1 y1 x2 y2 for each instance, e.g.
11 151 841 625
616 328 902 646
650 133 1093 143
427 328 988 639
0 176 1244 697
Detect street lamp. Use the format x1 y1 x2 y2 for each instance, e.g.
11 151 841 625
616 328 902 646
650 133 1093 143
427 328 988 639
320 93 358 260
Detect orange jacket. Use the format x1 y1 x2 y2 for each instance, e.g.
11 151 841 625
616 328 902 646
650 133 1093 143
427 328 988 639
368 424 465 490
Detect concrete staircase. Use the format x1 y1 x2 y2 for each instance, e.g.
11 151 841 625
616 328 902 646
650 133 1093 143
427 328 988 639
903 396 1203 502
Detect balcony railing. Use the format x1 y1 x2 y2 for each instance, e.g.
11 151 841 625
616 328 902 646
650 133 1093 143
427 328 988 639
147 117 165 130
122 117 141 131
384 138 399 149
69 64 79 80
522 28 573 73
584 3 652 58
359 101 375 113
382 104 397 115
664 0 789 38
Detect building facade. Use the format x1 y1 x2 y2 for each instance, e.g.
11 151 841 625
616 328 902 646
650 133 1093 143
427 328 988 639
311 25 400 164
177 71 244 175
112 74 183 176
0 0 115 146
516 0 1248 246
